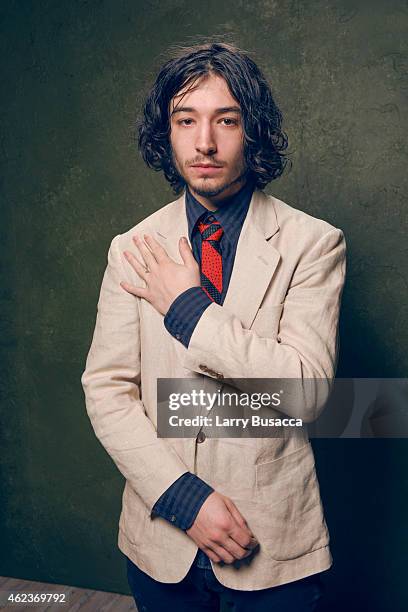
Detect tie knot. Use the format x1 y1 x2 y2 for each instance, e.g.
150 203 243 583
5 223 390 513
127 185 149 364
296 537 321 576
197 215 224 242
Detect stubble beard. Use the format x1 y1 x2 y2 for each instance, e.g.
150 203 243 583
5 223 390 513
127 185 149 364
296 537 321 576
171 149 248 199
192 171 247 198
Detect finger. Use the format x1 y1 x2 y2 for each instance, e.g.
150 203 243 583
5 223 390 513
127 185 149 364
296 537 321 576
231 528 259 553
143 233 170 263
222 535 254 560
223 503 258 550
178 236 197 267
201 546 222 564
132 234 158 270
120 281 149 300
230 525 259 552
228 516 259 549
207 542 235 565
224 498 254 535
124 250 150 283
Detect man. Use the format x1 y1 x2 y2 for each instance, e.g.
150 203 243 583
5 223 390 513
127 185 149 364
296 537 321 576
81 42 346 611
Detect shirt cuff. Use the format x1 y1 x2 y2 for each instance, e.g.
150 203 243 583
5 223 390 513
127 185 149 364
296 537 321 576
164 286 213 348
151 472 214 531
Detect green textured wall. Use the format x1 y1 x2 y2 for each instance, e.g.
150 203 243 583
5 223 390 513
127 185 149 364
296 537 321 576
1 1 407 609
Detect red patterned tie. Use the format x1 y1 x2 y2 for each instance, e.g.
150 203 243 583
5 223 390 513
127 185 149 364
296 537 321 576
197 214 224 303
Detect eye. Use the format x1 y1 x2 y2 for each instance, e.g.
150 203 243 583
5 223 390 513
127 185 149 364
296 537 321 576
219 117 239 126
178 118 194 126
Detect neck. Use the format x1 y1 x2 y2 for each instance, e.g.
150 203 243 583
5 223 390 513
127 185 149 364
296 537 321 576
188 176 248 211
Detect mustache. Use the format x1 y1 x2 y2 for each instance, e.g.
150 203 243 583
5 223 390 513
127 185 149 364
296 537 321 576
187 158 225 167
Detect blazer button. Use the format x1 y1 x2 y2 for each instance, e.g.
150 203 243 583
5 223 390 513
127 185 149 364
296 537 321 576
197 431 206 443
170 514 177 522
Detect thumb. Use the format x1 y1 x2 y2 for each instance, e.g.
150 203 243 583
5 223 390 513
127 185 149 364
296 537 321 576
179 236 195 266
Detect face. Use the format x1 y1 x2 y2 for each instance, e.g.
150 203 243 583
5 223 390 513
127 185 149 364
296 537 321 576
169 72 247 208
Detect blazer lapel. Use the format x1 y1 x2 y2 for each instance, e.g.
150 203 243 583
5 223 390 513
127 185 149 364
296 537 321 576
222 188 281 328
154 193 188 258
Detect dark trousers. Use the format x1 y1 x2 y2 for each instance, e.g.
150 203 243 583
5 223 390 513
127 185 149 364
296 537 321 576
126 554 325 612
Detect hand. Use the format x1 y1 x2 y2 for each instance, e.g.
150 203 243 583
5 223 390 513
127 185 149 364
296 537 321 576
121 233 201 315
186 491 259 564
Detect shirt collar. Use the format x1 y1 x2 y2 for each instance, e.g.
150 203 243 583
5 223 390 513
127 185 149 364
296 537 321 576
185 179 255 243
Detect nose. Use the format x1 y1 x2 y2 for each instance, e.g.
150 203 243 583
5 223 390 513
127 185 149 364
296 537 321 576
195 120 217 156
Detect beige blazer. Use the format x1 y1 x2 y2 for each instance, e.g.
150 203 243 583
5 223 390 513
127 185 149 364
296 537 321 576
81 188 346 590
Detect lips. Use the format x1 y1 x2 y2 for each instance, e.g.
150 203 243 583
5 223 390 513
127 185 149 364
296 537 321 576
191 165 223 175
191 165 223 168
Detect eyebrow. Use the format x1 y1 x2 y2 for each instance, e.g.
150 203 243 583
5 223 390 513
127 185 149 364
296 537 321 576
171 106 241 116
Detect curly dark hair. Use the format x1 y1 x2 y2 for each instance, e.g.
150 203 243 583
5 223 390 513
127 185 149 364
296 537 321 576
138 42 289 194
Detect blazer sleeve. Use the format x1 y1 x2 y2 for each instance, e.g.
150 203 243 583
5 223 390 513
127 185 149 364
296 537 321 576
181 228 347 423
81 234 190 512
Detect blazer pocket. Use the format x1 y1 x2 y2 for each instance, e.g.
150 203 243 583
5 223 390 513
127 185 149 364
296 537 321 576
259 483 329 561
255 443 314 501
251 304 284 338
246 444 330 560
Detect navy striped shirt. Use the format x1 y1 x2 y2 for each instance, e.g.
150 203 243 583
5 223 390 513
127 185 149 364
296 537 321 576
153 179 255 568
